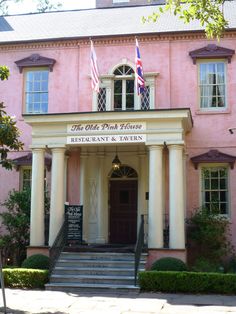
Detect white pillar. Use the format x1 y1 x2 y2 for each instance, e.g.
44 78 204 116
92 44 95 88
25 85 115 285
148 145 163 248
80 151 88 242
96 152 106 243
30 147 45 246
168 145 185 249
49 147 66 246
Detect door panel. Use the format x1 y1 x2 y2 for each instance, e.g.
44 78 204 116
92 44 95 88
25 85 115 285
109 180 138 244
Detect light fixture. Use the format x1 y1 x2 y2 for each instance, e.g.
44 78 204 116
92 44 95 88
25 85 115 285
112 147 122 170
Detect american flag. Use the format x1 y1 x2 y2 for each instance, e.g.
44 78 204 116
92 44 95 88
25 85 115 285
135 38 145 95
90 40 99 93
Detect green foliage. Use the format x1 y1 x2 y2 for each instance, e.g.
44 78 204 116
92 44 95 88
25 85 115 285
144 0 231 39
151 257 187 272
3 268 49 289
36 0 62 12
186 207 234 266
139 271 236 294
0 102 24 170
192 257 223 273
21 254 50 270
0 188 31 266
0 0 62 15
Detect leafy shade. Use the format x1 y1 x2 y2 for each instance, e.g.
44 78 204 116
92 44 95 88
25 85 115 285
144 0 230 39
0 102 24 170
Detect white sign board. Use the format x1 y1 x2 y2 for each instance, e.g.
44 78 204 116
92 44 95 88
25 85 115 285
67 122 146 133
67 134 146 145
67 122 146 145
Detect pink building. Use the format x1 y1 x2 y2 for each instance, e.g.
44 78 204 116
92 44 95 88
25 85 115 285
0 2 236 282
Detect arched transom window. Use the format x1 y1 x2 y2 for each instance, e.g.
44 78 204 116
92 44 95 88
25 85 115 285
113 65 135 111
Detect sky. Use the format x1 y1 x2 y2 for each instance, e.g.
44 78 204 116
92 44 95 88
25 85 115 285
7 0 96 14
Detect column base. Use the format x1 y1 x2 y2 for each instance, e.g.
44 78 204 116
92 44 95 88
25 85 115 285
146 248 186 270
27 246 50 258
95 237 106 244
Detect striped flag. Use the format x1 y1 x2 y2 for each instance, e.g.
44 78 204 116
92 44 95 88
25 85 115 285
135 38 145 95
90 40 100 93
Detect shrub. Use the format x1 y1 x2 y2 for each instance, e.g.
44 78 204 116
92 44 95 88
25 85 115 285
21 254 50 270
151 257 187 271
139 271 236 294
3 268 49 289
192 257 223 273
186 207 235 266
0 188 31 266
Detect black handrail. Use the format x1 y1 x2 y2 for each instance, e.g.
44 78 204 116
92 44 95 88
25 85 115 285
134 214 144 286
49 218 67 274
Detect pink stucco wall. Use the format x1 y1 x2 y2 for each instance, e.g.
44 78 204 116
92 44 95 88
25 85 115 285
1 34 236 249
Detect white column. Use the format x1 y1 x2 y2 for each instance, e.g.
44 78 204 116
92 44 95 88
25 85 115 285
30 147 45 246
49 147 66 246
96 152 106 243
168 145 185 249
148 145 163 248
80 151 88 242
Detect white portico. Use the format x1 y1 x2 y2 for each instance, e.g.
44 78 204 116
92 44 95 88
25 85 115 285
24 109 192 261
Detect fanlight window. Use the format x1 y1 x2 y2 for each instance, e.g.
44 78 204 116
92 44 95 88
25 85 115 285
110 165 138 178
113 65 135 111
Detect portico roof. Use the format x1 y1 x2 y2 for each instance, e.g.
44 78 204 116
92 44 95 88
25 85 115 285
23 108 193 148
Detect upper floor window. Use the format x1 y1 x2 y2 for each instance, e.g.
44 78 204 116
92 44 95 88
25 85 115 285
93 60 158 112
15 54 56 114
189 44 235 112
24 68 49 113
114 65 134 111
199 61 226 110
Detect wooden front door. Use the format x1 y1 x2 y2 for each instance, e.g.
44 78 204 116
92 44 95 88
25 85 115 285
109 180 138 244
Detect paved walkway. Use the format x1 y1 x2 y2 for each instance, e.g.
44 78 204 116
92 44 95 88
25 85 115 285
0 289 236 314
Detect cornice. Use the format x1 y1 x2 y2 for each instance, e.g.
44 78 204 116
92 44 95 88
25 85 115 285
0 31 236 51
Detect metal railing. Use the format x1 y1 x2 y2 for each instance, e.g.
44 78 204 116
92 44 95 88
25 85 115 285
134 214 144 286
49 219 67 274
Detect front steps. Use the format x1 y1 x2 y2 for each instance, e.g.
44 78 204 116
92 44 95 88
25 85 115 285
45 251 147 293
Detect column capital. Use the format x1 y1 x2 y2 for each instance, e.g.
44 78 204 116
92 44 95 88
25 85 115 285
29 145 46 151
148 145 164 152
167 144 184 151
49 147 66 154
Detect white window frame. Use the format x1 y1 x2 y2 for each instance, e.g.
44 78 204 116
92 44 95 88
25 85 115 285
92 59 158 112
198 59 227 111
200 163 230 217
20 167 32 191
23 67 49 114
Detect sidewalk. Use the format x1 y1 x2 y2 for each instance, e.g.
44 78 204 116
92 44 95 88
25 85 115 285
0 288 236 314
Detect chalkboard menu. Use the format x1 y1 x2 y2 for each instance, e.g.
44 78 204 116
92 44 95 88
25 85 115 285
65 205 83 243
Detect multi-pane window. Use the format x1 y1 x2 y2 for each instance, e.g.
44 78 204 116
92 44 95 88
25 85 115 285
97 88 106 111
20 167 47 191
201 166 228 215
113 65 135 110
141 86 150 110
21 168 32 190
25 69 49 113
199 62 226 109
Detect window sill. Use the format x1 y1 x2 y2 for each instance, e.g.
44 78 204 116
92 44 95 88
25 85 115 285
195 109 231 115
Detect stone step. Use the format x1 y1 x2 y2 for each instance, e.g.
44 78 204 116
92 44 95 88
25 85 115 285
53 266 143 276
50 274 134 285
59 252 147 261
56 259 145 268
45 282 140 293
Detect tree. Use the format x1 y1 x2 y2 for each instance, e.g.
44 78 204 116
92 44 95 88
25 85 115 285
0 188 31 266
0 0 62 14
36 0 62 13
144 0 232 39
0 68 23 170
